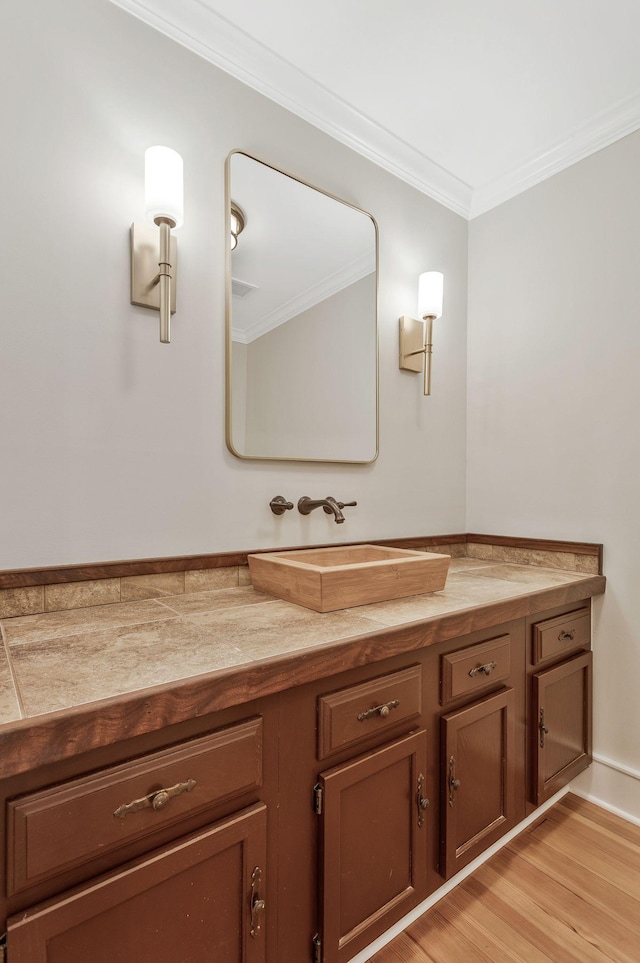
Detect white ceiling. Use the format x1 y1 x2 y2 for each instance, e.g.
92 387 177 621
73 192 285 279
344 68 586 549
111 0 640 218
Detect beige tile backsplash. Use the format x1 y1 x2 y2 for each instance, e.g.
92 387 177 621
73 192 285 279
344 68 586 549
466 543 599 575
44 578 121 612
0 568 251 619
121 572 186 602
0 586 45 619
184 568 239 593
0 545 599 620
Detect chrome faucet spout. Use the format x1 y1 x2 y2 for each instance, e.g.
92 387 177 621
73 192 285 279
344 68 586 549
297 496 356 524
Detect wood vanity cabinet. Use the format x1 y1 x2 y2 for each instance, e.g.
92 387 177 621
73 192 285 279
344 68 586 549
0 599 594 963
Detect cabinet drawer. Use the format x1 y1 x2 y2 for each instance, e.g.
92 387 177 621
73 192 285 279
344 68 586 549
318 666 421 760
532 608 590 665
7 717 263 896
441 635 511 705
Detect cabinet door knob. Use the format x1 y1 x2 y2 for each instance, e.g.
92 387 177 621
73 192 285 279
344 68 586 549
558 630 576 642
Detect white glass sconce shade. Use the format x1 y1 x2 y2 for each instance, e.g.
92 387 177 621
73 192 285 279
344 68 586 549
145 146 184 228
418 271 443 320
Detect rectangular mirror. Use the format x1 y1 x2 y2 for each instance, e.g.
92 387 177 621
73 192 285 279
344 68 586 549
225 151 378 463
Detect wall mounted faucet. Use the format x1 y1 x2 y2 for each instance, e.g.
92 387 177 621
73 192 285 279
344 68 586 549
297 496 357 524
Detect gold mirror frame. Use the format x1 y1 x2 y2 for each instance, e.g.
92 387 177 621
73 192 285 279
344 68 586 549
224 150 379 465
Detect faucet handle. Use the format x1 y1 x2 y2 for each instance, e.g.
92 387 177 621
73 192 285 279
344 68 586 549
269 495 294 516
322 498 357 515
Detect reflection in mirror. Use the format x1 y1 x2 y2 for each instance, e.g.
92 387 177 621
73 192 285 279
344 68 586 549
226 151 378 463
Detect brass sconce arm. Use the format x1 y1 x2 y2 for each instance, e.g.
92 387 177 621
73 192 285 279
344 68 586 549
399 315 435 396
130 221 178 343
156 216 175 343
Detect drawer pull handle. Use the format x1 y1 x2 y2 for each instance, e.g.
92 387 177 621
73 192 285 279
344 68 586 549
448 756 461 807
468 661 497 678
558 629 576 642
357 699 400 722
250 866 266 938
417 772 429 827
113 778 196 819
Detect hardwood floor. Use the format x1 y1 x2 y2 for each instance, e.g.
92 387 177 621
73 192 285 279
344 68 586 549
369 794 640 962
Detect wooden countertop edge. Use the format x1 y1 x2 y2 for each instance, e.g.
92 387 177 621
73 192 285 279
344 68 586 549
0 574 605 779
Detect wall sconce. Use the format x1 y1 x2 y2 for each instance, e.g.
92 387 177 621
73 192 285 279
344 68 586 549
398 271 444 395
230 202 245 250
130 146 184 343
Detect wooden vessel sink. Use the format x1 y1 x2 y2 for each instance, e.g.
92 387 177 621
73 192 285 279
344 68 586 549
247 544 450 613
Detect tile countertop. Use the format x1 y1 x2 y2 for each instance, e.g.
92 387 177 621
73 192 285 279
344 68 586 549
0 559 605 779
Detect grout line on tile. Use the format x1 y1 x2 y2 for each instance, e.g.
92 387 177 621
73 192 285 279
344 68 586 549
180 598 284 618
1 620 26 718
5 609 185 648
154 598 189 614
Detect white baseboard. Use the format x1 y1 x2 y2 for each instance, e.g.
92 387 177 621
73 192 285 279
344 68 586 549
570 754 640 827
348 786 571 963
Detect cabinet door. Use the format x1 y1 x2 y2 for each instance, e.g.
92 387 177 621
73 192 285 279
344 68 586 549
441 688 515 879
7 803 267 963
533 651 592 805
318 729 428 963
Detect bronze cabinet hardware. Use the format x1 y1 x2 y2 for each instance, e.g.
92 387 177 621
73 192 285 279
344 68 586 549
357 699 400 722
539 708 549 748
448 756 461 807
269 495 294 515
312 934 322 963
558 629 576 641
416 773 429 827
250 866 266 938
468 661 498 678
113 778 196 819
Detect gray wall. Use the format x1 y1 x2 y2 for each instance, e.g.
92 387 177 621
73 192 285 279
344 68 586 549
468 129 640 819
0 0 468 567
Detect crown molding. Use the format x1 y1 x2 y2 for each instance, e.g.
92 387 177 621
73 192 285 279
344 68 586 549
110 0 640 221
232 252 375 344
108 0 472 217
470 89 640 218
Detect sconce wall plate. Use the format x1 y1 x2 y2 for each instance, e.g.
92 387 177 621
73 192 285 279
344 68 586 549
399 315 424 373
399 273 443 395
130 223 177 315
